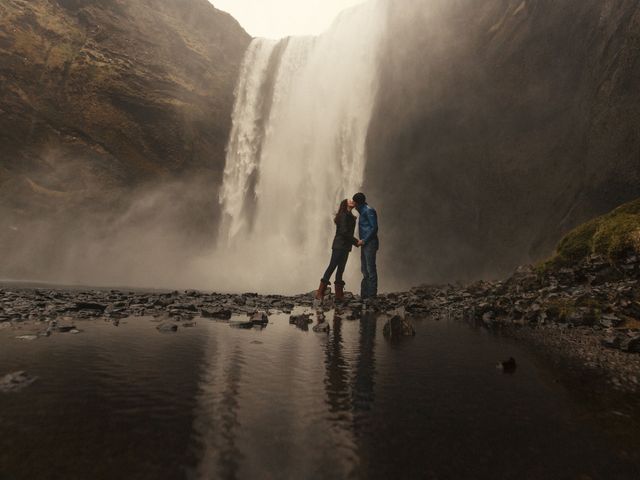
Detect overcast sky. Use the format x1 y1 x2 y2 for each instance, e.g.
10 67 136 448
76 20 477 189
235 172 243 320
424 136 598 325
211 0 365 38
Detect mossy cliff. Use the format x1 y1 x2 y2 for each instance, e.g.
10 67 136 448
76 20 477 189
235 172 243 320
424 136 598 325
544 198 640 270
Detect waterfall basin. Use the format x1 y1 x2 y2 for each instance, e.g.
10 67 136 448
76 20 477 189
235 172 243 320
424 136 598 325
1 312 639 479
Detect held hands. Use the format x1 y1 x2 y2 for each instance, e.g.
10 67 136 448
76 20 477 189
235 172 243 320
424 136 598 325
357 240 364 247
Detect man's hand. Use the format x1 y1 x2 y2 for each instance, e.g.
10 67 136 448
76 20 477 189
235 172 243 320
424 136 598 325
357 240 364 247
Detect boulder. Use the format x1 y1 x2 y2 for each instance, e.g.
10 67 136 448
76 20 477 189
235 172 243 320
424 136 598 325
0 371 37 393
250 312 269 325
75 302 107 312
157 323 178 333
312 322 330 333
201 307 232 320
289 314 312 330
383 315 416 339
599 314 623 328
624 337 640 354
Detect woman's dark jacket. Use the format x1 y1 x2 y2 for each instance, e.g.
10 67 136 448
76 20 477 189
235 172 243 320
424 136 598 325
332 211 359 251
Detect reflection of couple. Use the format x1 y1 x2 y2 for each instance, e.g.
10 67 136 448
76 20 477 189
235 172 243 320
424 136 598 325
316 192 379 302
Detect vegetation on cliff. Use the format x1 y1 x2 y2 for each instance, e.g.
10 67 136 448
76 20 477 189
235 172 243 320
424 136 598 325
544 199 640 269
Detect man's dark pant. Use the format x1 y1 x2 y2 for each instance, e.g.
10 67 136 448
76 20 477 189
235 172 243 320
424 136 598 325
322 249 350 284
360 242 378 299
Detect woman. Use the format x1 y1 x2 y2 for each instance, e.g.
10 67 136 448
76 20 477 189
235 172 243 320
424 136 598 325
316 199 359 302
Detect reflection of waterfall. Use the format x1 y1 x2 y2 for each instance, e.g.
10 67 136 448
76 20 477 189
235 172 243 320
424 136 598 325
193 337 245 479
214 1 387 294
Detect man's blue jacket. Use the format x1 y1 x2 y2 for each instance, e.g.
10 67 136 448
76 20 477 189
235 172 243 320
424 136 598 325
357 203 379 248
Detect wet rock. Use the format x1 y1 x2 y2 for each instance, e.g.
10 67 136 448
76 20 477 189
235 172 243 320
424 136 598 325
625 337 640 354
201 307 232 320
75 302 107 312
55 325 77 333
496 357 517 373
0 371 37 393
229 320 254 329
250 312 269 325
289 314 312 330
383 315 416 339
481 311 495 325
157 323 178 333
168 303 197 312
602 336 623 350
15 334 38 341
599 314 623 328
312 321 330 333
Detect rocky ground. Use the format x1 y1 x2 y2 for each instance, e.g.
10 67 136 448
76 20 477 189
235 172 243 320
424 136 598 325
403 253 640 393
2 252 640 392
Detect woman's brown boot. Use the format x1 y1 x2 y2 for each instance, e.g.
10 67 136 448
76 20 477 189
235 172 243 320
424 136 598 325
315 280 329 300
335 281 345 302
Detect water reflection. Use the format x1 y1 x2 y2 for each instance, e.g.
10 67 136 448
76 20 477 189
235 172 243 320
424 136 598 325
181 313 640 479
320 312 379 477
324 316 350 415
352 314 377 418
193 337 245 479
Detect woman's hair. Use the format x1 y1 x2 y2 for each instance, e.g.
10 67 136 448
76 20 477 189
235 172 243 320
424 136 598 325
334 199 350 224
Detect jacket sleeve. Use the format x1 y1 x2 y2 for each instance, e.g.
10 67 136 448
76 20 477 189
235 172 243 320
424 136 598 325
362 209 378 245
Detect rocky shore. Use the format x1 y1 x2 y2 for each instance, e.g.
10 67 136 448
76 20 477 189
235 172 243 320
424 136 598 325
400 253 640 393
2 252 640 393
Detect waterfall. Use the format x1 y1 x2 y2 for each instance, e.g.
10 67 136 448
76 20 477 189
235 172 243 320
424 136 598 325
214 1 387 294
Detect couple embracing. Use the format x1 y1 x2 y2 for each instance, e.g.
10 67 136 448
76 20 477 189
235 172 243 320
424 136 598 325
315 192 379 303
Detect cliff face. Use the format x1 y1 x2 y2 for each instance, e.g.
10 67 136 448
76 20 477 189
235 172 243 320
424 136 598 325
367 0 640 288
0 0 250 215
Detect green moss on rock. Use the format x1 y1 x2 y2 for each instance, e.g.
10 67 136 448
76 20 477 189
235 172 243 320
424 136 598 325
543 199 640 270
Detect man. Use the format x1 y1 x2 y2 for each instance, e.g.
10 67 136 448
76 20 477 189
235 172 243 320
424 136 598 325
353 192 379 300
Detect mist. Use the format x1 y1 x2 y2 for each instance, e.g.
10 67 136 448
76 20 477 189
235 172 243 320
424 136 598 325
0 173 220 290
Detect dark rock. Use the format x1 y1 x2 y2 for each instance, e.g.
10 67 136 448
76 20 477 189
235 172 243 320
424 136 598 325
599 314 623 328
383 315 416 339
169 303 197 312
624 337 640 354
55 325 77 333
481 311 495 324
602 336 624 350
497 357 517 374
229 321 254 329
157 323 178 333
289 314 312 329
312 321 330 333
75 302 107 312
250 312 268 325
0 371 37 393
201 307 232 320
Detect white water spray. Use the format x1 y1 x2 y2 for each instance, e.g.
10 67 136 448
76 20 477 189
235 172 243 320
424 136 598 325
213 1 387 294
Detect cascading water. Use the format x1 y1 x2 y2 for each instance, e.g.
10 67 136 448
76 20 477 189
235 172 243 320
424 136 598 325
214 1 387 294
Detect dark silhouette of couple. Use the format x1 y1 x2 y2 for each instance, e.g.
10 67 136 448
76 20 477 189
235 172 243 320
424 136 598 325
316 192 379 302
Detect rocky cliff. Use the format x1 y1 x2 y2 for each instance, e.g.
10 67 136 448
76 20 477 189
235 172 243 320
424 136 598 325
367 0 640 288
0 0 250 281
0 0 249 219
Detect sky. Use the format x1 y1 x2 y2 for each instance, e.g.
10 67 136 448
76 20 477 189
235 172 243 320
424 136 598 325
211 0 365 38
